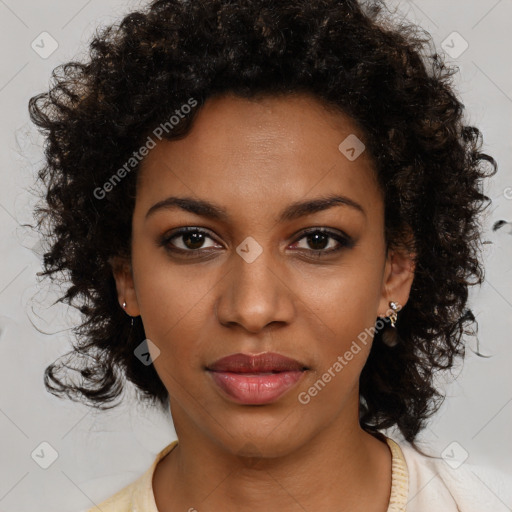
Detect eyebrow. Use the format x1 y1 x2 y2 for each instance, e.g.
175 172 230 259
145 194 366 222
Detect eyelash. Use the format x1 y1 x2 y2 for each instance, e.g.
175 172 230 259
159 227 354 258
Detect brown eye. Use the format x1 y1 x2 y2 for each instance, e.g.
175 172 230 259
160 228 220 254
290 228 354 256
303 232 331 251
180 231 208 250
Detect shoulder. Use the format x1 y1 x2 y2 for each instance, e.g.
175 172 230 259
85 440 179 512
392 437 512 512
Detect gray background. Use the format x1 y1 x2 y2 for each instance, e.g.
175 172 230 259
0 1 511 511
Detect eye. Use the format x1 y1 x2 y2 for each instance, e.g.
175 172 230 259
160 227 221 254
290 228 354 256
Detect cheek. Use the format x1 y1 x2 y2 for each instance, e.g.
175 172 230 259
131 251 217 390
132 238 217 339
292 259 382 389
296 286 376 413
295 260 382 339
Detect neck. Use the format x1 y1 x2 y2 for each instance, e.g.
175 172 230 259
153 399 392 511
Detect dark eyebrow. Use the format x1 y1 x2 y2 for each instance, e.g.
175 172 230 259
145 194 366 222
279 194 366 222
145 196 229 222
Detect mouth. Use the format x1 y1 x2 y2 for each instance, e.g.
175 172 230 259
206 352 309 405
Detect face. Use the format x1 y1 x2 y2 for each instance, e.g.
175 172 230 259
112 92 415 458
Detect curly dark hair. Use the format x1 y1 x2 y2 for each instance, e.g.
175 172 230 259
28 0 497 449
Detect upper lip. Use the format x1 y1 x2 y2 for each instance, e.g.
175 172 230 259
207 352 308 373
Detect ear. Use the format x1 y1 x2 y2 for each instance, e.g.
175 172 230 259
109 255 141 317
377 243 416 318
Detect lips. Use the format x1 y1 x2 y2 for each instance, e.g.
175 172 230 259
207 352 308 373
206 352 308 405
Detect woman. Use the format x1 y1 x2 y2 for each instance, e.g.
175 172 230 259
28 0 511 510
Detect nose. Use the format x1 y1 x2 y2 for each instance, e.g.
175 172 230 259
215 243 295 334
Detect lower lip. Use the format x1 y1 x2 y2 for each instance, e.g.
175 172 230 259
208 370 305 404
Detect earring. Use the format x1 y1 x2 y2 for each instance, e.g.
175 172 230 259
122 301 134 326
381 301 401 347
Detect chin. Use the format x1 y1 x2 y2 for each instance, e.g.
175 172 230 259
211 419 307 459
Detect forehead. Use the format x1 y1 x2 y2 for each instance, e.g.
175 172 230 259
135 92 382 221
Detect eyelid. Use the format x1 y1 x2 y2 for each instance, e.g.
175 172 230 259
291 226 351 242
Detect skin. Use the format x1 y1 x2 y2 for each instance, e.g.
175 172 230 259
112 92 416 511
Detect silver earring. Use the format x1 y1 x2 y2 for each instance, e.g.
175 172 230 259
381 301 401 347
122 301 134 326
